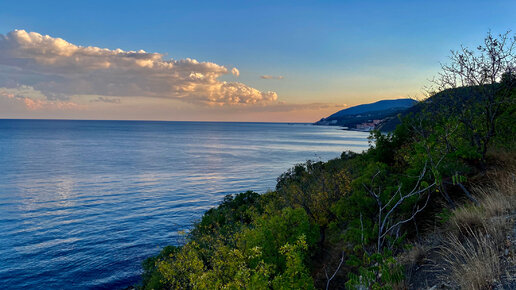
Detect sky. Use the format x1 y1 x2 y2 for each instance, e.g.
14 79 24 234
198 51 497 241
0 0 514 122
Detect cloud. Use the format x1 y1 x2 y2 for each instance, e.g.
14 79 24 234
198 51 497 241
90 96 121 103
260 75 284 80
240 102 346 113
0 85 81 110
231 67 239 77
0 30 277 106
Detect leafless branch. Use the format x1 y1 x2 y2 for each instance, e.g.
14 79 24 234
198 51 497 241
325 251 345 290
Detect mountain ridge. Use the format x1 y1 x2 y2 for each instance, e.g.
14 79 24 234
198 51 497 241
328 99 416 118
314 98 417 130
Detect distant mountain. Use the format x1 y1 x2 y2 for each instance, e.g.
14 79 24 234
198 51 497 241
314 98 417 130
376 85 494 132
328 99 416 118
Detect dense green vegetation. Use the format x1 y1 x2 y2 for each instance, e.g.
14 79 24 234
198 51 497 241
138 32 515 289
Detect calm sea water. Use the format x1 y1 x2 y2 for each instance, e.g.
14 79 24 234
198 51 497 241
0 120 369 289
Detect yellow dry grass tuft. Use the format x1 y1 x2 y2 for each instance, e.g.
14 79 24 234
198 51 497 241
476 187 514 217
448 205 484 234
439 160 516 289
440 230 501 290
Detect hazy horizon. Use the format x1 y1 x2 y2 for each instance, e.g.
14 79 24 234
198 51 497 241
0 97 414 123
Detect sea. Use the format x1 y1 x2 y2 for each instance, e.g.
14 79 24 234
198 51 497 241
0 119 370 289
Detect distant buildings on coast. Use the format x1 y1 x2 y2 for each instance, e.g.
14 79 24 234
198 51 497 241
355 119 382 131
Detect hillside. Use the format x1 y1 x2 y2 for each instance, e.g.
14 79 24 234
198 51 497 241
314 98 417 130
377 86 491 131
136 33 515 290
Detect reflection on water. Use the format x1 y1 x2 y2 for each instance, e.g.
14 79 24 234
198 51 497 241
0 120 369 289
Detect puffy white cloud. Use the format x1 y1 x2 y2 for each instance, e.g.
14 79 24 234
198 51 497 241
260 75 284 80
0 30 277 106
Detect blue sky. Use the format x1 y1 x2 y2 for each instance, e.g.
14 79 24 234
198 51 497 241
0 0 514 121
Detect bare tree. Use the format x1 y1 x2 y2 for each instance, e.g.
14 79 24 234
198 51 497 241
363 162 435 253
323 165 434 289
430 31 516 166
324 250 345 290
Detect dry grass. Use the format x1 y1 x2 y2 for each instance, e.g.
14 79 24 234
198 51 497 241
447 171 515 244
476 187 514 217
439 160 516 289
399 243 427 267
486 148 516 171
448 205 484 235
440 230 501 290
447 202 511 245
404 151 516 289
488 170 516 197
485 148 516 196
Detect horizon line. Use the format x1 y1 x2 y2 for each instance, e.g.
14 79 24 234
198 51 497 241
0 117 316 124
